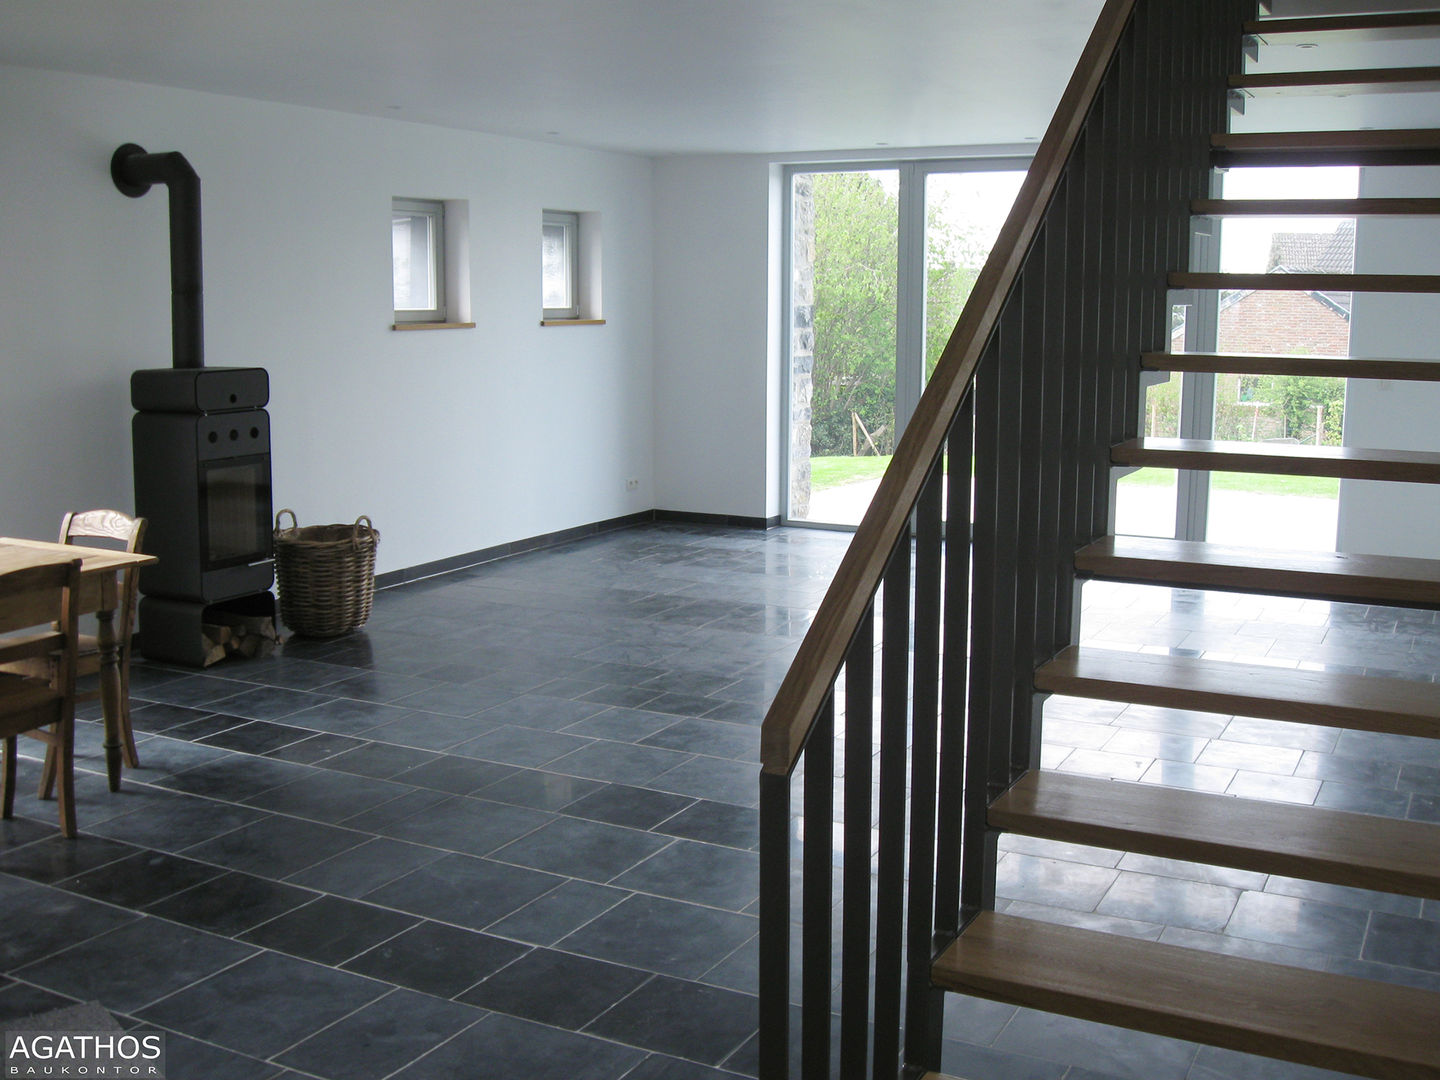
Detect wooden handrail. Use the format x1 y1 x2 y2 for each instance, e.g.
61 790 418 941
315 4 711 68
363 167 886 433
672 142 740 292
759 0 1140 776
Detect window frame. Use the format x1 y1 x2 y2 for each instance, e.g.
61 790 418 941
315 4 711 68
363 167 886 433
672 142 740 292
392 197 447 324
542 210 581 320
779 156 1032 529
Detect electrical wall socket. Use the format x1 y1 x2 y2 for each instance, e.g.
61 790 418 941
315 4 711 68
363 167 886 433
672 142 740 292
625 478 640 491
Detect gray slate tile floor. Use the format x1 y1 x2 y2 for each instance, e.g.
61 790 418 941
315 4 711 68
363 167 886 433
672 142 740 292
0 523 1435 1079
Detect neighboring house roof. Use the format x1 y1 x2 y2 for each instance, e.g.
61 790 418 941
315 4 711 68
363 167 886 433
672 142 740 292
1267 220 1356 275
1259 220 1355 317
1176 222 1359 336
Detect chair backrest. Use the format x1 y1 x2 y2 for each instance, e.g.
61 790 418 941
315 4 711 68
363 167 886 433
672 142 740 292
60 510 145 551
60 510 146 641
0 558 82 698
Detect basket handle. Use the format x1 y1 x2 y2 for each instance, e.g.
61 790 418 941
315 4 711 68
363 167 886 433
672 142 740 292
275 508 298 532
352 516 376 547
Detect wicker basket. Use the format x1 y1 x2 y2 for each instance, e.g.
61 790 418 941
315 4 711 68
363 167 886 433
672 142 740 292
273 509 380 638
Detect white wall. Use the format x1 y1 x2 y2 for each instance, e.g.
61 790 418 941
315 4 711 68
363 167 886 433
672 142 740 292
652 155 779 520
651 145 1038 524
0 64 655 574
1336 166 1440 559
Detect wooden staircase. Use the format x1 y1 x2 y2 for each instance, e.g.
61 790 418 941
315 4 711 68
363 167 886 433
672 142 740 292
756 4 1440 1078
933 7 1440 1078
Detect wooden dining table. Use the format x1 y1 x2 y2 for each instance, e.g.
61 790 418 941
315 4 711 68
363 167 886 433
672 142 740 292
0 537 157 792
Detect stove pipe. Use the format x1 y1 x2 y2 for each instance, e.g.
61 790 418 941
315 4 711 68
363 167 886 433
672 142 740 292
110 143 204 370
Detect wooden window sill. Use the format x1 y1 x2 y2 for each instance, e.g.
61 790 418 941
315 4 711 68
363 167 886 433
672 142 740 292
541 318 606 327
392 321 477 331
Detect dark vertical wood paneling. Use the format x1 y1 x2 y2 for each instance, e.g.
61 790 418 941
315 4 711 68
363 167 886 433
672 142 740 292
1111 21 1141 442
839 612 875 1080
990 294 1024 787
1061 137 1094 564
871 535 912 1079
801 695 834 1080
904 462 946 1071
1119 15 1140 429
1138 1 1167 359
1099 36 1126 460
1045 168 1078 652
935 402 974 934
1010 241 1045 776
758 770 792 1080
1088 75 1119 542
962 336 1001 917
1036 206 1067 663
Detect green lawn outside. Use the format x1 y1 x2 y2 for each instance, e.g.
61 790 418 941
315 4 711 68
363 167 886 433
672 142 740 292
810 456 1340 500
809 455 893 488
1117 467 1339 499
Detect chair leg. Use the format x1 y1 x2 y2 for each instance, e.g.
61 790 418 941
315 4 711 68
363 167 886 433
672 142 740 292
119 664 140 769
2 735 16 820
38 654 61 799
54 721 75 838
38 732 56 800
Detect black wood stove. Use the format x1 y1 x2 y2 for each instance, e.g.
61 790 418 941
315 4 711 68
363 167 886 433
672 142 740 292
112 143 276 666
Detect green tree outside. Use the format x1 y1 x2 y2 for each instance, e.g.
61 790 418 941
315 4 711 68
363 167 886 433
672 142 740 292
1142 372 1346 446
808 172 898 457
807 172 984 459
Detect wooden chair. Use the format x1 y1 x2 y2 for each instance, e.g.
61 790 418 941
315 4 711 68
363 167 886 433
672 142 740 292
0 558 82 837
55 511 146 774
61 512 147 771
8 512 147 796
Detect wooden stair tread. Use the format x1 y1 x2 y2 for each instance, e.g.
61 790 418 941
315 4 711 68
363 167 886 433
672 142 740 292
1232 66 1440 96
1142 351 1440 381
1112 437 1440 483
1214 128 1440 151
1245 12 1440 38
1192 197 1440 216
1074 535 1440 608
1212 128 1440 167
1170 271 1440 293
992 770 1440 898
1036 645 1440 739
933 912 1440 1080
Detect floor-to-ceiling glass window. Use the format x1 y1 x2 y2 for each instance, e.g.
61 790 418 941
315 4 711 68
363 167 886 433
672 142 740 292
785 161 1027 527
1204 165 1355 551
786 168 899 527
1116 165 1358 550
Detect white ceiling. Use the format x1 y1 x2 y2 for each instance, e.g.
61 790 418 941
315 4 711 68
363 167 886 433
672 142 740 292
0 0 1105 156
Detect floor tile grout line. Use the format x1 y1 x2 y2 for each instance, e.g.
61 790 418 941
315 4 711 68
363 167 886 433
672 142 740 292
22 759 765 918
11 525 1440 1078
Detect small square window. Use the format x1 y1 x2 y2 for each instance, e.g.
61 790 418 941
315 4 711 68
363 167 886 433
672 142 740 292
542 210 580 320
393 198 446 322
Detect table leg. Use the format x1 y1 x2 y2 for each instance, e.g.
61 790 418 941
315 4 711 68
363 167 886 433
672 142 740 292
95 607 124 792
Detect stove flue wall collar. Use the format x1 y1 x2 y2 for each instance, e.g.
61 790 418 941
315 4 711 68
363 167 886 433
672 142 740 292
110 143 204 370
